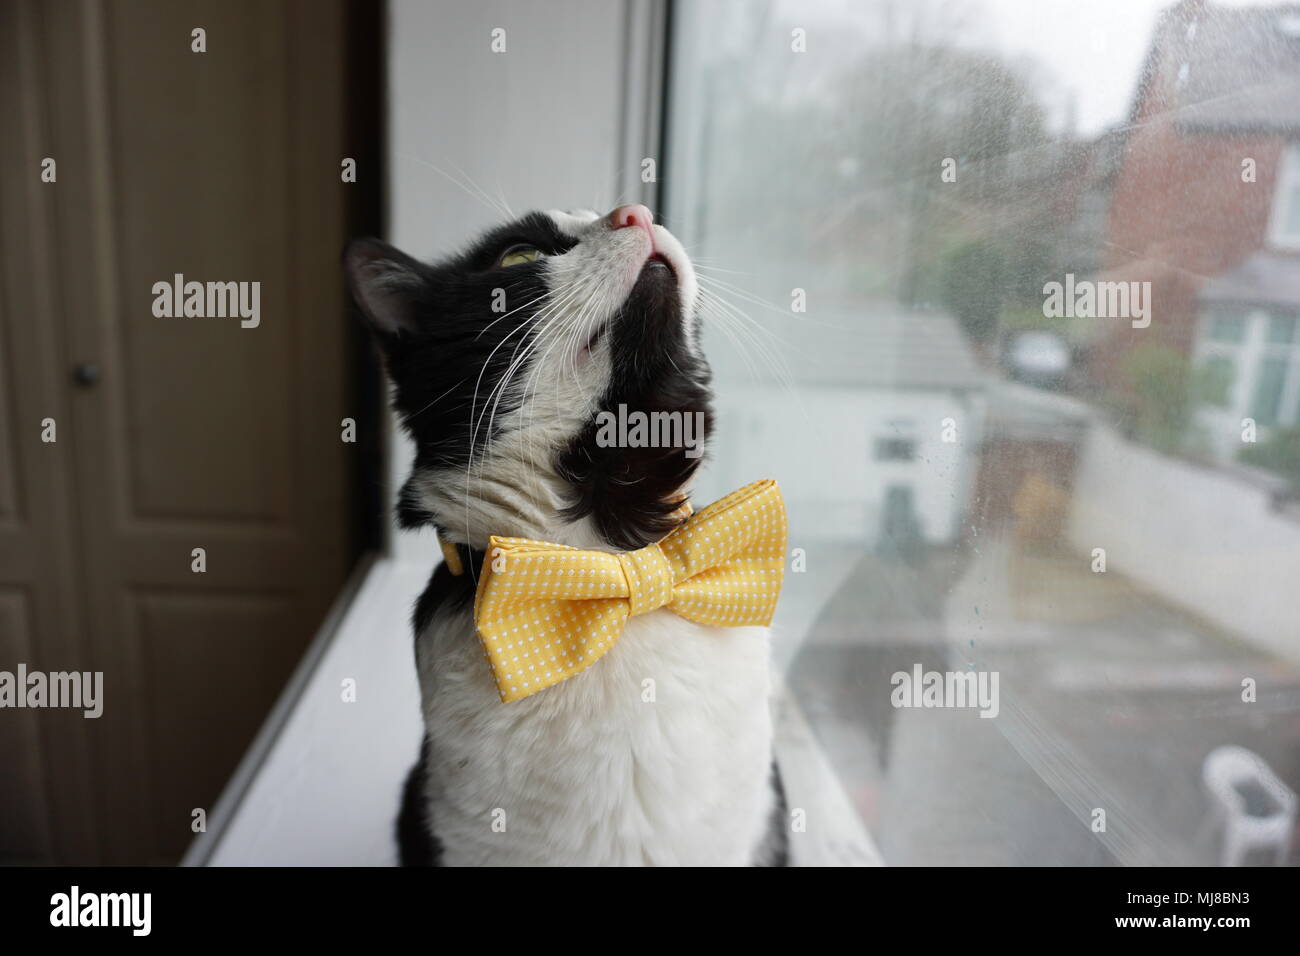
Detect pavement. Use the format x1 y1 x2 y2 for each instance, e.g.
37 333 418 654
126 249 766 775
784 533 1300 866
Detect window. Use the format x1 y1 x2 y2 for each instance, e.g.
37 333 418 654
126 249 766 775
1198 307 1300 432
668 0 1300 866
1251 356 1288 425
1208 311 1247 343
1270 144 1300 249
1267 313 1296 345
875 437 916 461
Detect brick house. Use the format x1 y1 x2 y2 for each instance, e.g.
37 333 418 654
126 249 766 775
1095 0 1300 453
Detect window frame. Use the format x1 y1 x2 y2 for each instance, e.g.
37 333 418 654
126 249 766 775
1197 306 1300 430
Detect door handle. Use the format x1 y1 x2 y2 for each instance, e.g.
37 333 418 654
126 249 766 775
72 362 101 386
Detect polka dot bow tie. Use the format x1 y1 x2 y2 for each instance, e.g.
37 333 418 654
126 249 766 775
465 479 787 703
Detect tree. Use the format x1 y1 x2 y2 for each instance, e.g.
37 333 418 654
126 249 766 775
1113 343 1192 454
941 241 1007 345
1239 427 1300 496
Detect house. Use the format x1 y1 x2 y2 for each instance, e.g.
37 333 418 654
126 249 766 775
1097 0 1300 459
1194 251 1300 458
701 303 986 548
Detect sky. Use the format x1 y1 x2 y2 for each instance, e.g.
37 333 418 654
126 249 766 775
776 0 1288 135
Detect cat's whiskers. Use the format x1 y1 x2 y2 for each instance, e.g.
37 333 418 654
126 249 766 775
461 281 589 542
695 289 795 389
517 307 589 498
406 377 468 421
398 151 512 221
694 270 855 332
515 277 620 505
694 285 813 429
698 296 794 396
467 269 599 495
468 279 586 452
443 156 514 222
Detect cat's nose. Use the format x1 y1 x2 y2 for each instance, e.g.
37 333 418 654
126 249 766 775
609 204 655 247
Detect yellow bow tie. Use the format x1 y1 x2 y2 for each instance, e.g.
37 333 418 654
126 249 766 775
466 479 787 702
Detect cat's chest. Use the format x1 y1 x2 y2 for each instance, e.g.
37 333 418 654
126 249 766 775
415 606 775 865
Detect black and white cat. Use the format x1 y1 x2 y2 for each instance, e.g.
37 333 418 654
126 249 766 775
344 205 787 866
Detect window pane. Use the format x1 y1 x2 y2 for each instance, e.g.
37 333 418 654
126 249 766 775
668 0 1300 867
1284 186 1300 239
1267 312 1297 345
875 437 917 461
1208 313 1247 343
1251 357 1288 425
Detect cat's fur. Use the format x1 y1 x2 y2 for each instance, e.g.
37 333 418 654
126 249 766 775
345 207 787 866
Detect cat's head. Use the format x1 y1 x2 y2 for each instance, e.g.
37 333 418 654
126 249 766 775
345 206 712 552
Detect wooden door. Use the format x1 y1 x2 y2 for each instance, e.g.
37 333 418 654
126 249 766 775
0 0 361 863
0 2 101 864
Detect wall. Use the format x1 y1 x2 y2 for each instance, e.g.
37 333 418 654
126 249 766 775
1067 421 1300 663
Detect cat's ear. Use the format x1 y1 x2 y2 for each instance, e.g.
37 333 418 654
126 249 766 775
343 238 428 338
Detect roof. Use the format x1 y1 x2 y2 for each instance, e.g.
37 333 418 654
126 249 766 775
985 380 1094 441
779 304 986 391
1198 250 1300 309
1144 1 1300 131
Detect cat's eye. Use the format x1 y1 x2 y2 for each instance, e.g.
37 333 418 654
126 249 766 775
498 245 544 268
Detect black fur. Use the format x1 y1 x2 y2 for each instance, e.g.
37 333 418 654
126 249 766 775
396 738 441 866
410 544 481 636
345 213 580 530
764 762 791 867
557 263 713 550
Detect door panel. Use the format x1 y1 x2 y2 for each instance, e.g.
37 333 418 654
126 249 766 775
0 589 52 862
0 0 100 865
104 1 296 524
134 590 303 861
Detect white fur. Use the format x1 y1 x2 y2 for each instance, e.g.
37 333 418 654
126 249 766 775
417 608 775 866
410 209 776 865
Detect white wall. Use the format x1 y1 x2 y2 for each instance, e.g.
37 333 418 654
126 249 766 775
385 0 657 562
1067 422 1300 663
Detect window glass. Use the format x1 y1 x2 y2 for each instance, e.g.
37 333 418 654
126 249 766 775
1251 357 1288 425
1277 145 1300 243
1284 187 1300 240
1267 312 1297 345
1208 313 1247 343
668 0 1300 866
875 437 917 461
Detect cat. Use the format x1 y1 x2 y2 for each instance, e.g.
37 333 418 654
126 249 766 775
344 205 787 866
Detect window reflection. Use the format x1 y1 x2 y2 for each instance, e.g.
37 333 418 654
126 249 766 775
669 0 1300 865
